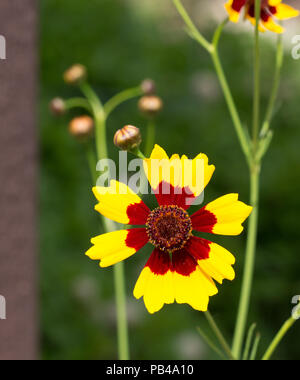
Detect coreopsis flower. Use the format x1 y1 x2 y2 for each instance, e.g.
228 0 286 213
86 145 252 313
225 0 299 33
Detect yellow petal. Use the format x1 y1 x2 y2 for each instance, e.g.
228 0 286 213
144 144 215 200
93 180 150 225
198 242 235 284
181 153 215 198
204 194 253 236
262 17 284 33
134 265 218 314
148 144 169 160
134 268 175 314
269 0 283 6
86 229 148 267
274 3 299 20
173 267 218 312
225 1 241 23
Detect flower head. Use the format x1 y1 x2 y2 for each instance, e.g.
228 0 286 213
141 79 156 95
114 125 142 151
138 95 163 117
49 97 66 116
69 115 94 140
86 145 252 314
64 64 87 85
225 0 299 33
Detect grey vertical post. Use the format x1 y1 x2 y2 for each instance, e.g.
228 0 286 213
0 0 38 360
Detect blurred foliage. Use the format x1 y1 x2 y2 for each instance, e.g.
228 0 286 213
40 0 300 360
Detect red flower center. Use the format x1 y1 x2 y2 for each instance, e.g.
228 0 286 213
146 205 192 252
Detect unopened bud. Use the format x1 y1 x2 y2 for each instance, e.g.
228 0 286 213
138 95 163 117
141 79 156 95
114 125 142 151
49 98 66 116
64 64 87 85
69 115 94 140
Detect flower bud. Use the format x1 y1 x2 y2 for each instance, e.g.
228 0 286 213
69 115 94 140
138 95 163 117
114 125 142 151
49 97 66 116
64 64 87 85
141 79 156 95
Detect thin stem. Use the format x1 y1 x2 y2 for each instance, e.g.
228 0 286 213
211 49 251 162
232 166 260 359
252 0 261 149
172 0 251 162
114 262 130 360
212 18 229 48
204 311 236 360
196 326 226 360
79 82 105 118
79 82 107 160
131 147 146 159
242 323 256 360
250 333 261 360
84 142 97 184
145 120 156 158
85 153 129 360
65 97 92 113
104 87 143 119
232 3 261 358
261 33 283 137
262 317 297 360
172 0 265 361
81 82 130 360
172 0 213 53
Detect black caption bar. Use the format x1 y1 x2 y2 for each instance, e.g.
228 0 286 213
101 361 220 378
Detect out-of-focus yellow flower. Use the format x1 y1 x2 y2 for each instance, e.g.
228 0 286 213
225 0 299 33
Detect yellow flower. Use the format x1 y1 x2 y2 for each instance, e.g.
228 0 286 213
225 0 299 33
86 145 252 314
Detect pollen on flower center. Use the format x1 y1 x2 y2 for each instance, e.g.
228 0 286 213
146 205 192 252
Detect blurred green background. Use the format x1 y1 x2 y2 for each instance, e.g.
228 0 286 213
40 0 300 360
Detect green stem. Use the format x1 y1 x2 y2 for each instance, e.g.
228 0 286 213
172 0 213 53
84 142 97 184
172 0 269 361
212 18 229 48
261 33 283 138
196 326 226 360
232 166 260 359
145 120 156 157
104 87 143 119
232 3 261 358
252 0 261 149
242 323 256 360
65 97 92 113
204 311 236 360
131 147 146 159
81 82 130 360
211 49 251 162
250 333 261 360
79 82 107 160
172 0 251 162
262 317 297 360
114 262 130 360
